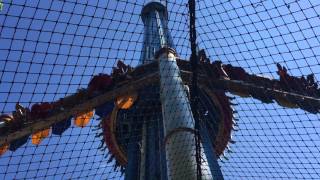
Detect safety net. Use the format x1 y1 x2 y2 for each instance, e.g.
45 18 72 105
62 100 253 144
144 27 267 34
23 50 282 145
0 0 320 179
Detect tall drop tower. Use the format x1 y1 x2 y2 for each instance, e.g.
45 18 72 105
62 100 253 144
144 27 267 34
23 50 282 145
108 1 225 179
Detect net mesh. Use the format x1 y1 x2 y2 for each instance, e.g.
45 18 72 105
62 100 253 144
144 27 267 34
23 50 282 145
0 0 320 179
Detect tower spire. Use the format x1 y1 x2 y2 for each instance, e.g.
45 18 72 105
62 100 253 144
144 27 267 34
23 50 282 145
140 1 174 64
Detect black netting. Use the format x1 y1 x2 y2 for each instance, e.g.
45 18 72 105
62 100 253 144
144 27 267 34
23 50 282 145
0 0 320 179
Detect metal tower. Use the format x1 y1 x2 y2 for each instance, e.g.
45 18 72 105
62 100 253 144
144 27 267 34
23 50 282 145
140 1 174 64
125 1 223 179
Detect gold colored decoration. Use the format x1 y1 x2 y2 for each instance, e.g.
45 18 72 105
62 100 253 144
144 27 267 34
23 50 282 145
0 143 9 156
32 128 50 145
116 93 138 110
74 110 94 127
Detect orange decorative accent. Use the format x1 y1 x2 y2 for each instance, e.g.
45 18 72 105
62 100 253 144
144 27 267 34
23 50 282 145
0 143 9 156
74 110 94 127
116 93 138 110
32 129 50 145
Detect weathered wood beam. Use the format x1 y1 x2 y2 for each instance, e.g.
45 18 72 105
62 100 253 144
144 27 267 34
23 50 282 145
0 72 159 146
208 78 320 113
1 60 319 147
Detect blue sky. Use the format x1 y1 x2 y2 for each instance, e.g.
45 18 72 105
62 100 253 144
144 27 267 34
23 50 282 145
1 0 320 179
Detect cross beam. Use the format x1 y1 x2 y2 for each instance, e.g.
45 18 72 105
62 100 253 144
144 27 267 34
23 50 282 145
0 60 319 147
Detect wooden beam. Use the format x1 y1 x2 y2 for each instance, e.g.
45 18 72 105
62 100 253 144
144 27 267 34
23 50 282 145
0 72 159 146
207 78 320 113
1 60 320 147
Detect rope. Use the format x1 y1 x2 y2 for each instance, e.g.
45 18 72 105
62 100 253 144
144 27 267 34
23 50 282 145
188 0 202 179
